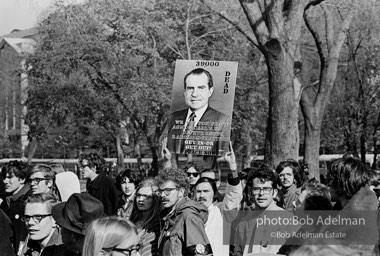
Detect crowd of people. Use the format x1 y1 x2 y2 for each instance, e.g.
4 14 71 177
0 148 379 256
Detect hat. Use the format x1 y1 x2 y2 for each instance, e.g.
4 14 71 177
55 172 81 202
52 193 104 235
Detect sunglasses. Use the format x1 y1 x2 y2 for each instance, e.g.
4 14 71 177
187 172 199 178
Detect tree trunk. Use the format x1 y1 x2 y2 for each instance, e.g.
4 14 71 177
27 138 38 162
302 104 322 180
150 145 159 176
243 136 252 169
264 39 299 167
115 128 124 173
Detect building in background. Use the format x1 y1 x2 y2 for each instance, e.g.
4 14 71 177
0 28 37 158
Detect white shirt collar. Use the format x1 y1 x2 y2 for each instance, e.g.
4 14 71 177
185 104 208 127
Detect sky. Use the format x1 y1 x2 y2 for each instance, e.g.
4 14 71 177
0 0 85 36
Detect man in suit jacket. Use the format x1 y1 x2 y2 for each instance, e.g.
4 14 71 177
168 68 230 156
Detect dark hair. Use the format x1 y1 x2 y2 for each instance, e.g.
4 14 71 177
184 160 206 173
276 159 305 188
247 165 278 189
155 167 189 193
28 164 56 184
328 156 371 199
79 153 105 174
115 169 141 191
183 68 213 89
304 195 332 210
274 189 284 208
129 178 160 232
195 177 218 195
1 160 31 180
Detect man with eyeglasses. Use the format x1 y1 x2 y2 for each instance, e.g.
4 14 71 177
155 167 213 256
1 160 31 255
234 166 298 255
27 164 55 195
79 152 119 216
21 193 64 256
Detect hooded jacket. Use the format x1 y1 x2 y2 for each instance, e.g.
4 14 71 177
159 197 212 256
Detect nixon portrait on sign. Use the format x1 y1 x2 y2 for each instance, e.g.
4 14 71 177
167 60 237 156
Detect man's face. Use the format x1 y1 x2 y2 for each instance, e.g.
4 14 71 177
24 203 55 242
186 167 200 185
158 181 183 209
3 172 24 195
80 159 96 179
195 182 214 208
252 178 277 210
29 172 52 195
200 171 220 188
121 177 136 197
279 167 295 189
184 73 214 112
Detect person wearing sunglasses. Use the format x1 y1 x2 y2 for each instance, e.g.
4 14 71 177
129 178 160 256
82 216 140 256
183 161 204 199
27 164 55 195
21 193 63 256
1 160 31 254
155 167 212 256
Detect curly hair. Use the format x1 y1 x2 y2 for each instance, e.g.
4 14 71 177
1 160 31 179
155 167 189 193
275 159 305 188
115 169 141 192
328 156 371 199
79 152 106 174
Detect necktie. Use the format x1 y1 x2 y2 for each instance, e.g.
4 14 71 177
184 112 196 137
181 112 196 153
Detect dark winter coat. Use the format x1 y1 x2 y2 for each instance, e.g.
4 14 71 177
158 197 212 256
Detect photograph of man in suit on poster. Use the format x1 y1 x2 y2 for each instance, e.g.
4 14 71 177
167 67 231 156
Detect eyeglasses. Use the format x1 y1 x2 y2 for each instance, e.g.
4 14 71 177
136 193 153 200
79 164 89 169
21 214 52 223
156 188 177 196
28 178 48 185
251 187 273 195
103 245 141 256
187 172 199 178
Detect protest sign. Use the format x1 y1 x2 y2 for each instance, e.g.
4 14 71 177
167 59 237 156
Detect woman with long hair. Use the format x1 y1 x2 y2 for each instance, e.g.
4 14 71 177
82 216 140 256
129 178 160 256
